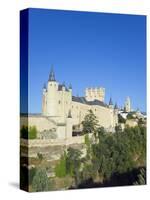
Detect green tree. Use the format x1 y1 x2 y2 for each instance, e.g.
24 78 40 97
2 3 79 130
28 126 37 139
82 110 98 134
127 113 135 119
20 125 37 139
32 168 49 192
66 147 82 187
55 152 67 177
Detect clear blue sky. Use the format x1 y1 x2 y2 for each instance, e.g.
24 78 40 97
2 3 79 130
28 8 146 113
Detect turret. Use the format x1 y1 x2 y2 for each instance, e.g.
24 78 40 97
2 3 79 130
42 83 47 115
69 83 72 91
48 65 56 82
46 66 59 116
62 81 66 91
114 102 119 127
114 102 118 110
109 97 113 109
66 110 73 139
43 83 47 93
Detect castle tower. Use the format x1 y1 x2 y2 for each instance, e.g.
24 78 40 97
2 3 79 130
85 87 105 102
42 83 47 115
114 102 118 126
109 97 113 109
45 66 59 116
66 110 73 139
124 97 131 112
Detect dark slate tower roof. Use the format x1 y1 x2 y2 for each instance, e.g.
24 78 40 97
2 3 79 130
114 103 118 109
49 66 56 81
69 83 72 89
109 97 113 105
43 83 46 89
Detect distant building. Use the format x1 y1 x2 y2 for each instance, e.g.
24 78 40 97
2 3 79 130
124 96 131 112
126 119 138 127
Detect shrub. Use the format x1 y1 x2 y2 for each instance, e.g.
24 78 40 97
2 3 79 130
127 113 135 119
55 153 67 177
29 167 37 185
28 126 37 139
20 125 37 139
32 168 49 192
37 153 43 161
82 110 99 134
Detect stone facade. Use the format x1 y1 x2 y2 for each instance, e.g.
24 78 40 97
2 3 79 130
41 67 118 137
21 67 119 141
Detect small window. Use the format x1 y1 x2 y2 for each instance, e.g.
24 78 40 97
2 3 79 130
58 100 61 104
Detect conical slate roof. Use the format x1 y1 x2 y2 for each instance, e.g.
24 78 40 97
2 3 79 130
109 97 113 105
48 66 56 81
114 103 118 109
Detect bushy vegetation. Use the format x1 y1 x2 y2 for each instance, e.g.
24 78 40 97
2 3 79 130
21 125 37 139
66 147 82 187
37 153 43 161
23 110 146 191
55 153 67 177
127 113 135 120
54 110 146 188
32 168 49 192
55 147 82 187
82 110 98 134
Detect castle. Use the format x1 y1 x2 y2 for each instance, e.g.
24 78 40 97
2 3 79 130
21 67 119 140
42 67 118 135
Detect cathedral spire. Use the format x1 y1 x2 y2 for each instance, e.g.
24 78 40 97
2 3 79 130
49 65 56 81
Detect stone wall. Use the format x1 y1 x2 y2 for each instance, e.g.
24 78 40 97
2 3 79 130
20 115 57 132
20 136 86 160
71 101 117 130
21 136 85 148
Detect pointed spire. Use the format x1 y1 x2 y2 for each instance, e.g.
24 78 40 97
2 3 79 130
68 110 72 118
109 97 113 105
62 81 65 87
43 83 46 89
114 102 118 109
69 83 72 89
48 65 56 81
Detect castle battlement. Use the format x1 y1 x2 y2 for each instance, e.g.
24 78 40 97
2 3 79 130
85 87 105 102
